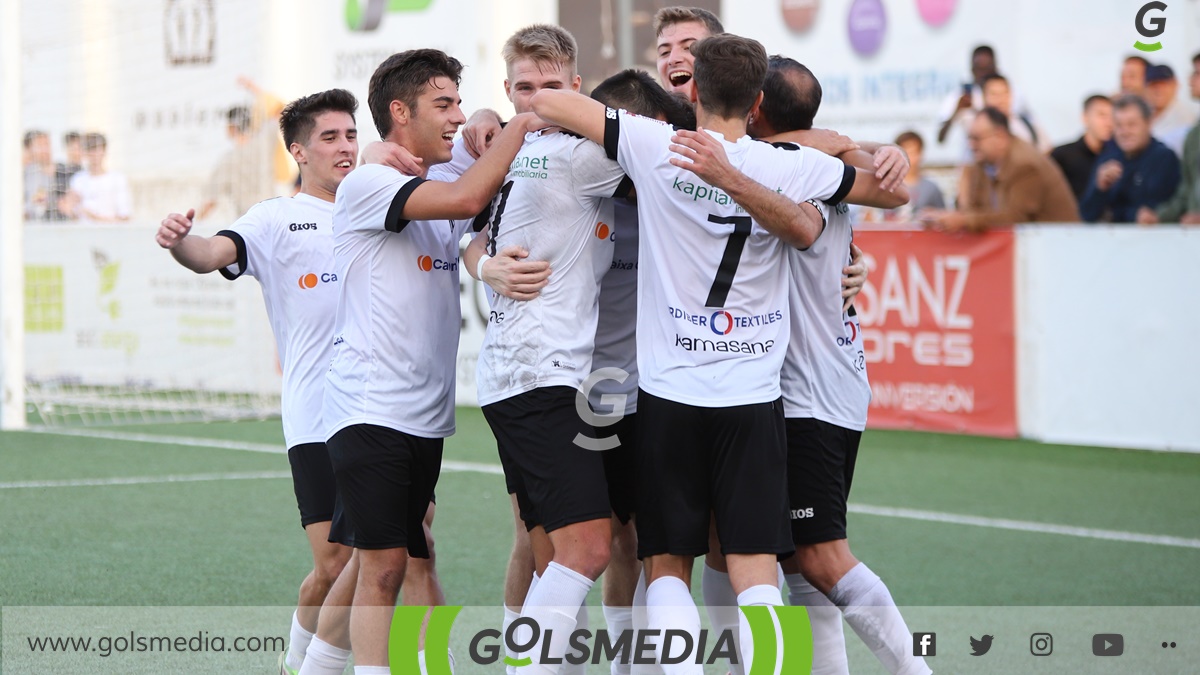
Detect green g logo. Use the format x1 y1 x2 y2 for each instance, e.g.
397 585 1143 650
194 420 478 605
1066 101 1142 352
1134 1 1167 52
345 0 434 31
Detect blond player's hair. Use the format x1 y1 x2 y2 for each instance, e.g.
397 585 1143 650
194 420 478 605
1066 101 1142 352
652 6 724 37
502 24 578 74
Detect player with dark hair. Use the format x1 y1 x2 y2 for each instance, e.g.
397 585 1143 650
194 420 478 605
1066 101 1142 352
155 88 360 675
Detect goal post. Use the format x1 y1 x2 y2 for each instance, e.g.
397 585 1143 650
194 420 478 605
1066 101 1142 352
1 0 25 430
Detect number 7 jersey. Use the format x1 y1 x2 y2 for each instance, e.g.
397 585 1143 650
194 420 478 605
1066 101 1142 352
604 109 853 407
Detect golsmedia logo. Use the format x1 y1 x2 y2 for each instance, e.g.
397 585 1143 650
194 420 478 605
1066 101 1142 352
1134 1 1167 52
417 255 459 272
390 605 813 672
298 273 337 289
345 0 433 31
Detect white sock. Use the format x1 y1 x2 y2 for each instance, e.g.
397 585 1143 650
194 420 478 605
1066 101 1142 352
645 576 703 675
785 573 849 675
503 605 521 675
700 565 745 675
518 562 593 675
353 667 390 675
296 637 351 675
736 585 783 675
418 650 427 675
560 602 590 675
630 571 663 675
828 563 930 675
512 573 541 671
602 604 634 675
286 611 315 671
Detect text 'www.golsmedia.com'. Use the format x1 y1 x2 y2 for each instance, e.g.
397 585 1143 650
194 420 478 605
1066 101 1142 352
26 632 285 658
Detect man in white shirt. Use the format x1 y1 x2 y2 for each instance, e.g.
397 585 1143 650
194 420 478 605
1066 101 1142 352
320 48 544 675
64 133 132 222
155 89 363 675
531 33 903 674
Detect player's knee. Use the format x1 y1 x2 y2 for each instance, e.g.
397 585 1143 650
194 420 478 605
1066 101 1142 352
795 540 855 590
562 532 611 579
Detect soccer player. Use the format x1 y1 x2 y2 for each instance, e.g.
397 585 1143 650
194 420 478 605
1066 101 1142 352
531 33 904 674
154 89 358 674
758 57 930 675
320 49 545 675
463 24 632 673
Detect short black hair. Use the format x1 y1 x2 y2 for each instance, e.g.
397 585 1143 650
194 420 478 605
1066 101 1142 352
368 49 463 139
1193 52 1200 65
758 55 821 133
1113 94 1152 121
63 131 81 145
279 89 358 148
591 69 694 128
83 132 107 150
1083 94 1112 112
980 73 1009 89
972 45 995 59
977 106 1010 133
227 106 252 134
1125 55 1151 68
690 34 768 119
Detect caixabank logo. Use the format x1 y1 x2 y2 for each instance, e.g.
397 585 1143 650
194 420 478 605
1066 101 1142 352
389 605 814 673
345 0 433 31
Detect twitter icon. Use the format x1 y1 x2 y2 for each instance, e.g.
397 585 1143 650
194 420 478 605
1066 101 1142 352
970 635 994 656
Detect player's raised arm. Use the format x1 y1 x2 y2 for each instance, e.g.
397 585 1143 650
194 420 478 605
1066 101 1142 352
400 112 544 221
529 89 608 146
156 208 238 274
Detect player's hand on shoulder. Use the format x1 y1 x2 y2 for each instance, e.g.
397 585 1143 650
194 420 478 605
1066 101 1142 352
484 245 552 302
669 128 737 189
778 128 859 157
873 145 909 193
360 141 423 176
156 209 195 249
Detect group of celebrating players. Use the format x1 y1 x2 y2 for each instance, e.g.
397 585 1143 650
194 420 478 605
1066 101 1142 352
155 6 931 675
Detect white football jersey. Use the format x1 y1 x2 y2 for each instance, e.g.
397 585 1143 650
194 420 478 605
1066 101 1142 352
604 109 854 407
780 200 871 430
217 193 337 448
589 197 640 415
324 164 472 439
476 130 629 406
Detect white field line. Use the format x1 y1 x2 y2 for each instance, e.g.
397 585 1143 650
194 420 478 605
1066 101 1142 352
12 428 1200 550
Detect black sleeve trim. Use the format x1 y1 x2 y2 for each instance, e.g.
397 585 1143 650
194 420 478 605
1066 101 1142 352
770 141 801 151
214 230 247 281
829 162 855 206
612 175 635 199
384 176 428 233
603 107 620 161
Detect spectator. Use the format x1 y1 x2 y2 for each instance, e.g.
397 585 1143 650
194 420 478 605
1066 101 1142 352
921 107 1079 232
1120 55 1150 97
1145 64 1198 157
1140 53 1200 225
936 45 1031 158
1051 95 1114 200
981 73 1051 152
51 131 84 219
892 130 944 219
22 130 55 220
198 78 288 220
1080 96 1180 223
61 132 132 223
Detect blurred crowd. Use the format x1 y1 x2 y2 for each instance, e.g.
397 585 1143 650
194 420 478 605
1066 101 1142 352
22 130 131 223
870 47 1200 231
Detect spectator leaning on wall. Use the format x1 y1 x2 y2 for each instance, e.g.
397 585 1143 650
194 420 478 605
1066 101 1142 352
1081 96 1180 223
1140 53 1200 225
921 107 1079 233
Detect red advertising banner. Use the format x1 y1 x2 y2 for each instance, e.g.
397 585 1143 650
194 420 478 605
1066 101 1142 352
854 228 1016 436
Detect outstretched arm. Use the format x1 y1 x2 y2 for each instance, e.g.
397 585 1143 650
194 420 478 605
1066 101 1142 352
156 208 237 274
529 90 607 146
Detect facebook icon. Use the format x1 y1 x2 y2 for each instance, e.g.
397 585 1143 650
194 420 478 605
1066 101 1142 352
913 632 937 657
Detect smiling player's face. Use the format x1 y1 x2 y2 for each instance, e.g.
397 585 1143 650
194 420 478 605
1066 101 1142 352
657 21 712 99
409 77 467 166
506 58 581 115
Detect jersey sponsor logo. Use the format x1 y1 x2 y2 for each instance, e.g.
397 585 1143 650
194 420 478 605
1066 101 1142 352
595 221 613 240
674 333 775 354
288 222 318 232
790 507 814 520
669 307 784 335
298 272 338 289
417 255 459 272
671 176 742 209
610 258 637 271
837 320 859 346
510 154 550 180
